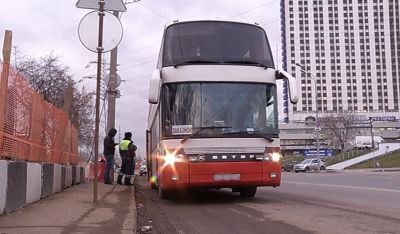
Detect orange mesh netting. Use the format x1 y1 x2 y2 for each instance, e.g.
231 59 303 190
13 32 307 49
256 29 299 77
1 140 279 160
0 61 80 165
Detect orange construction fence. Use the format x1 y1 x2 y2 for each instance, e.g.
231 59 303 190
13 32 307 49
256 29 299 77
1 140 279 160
0 61 80 165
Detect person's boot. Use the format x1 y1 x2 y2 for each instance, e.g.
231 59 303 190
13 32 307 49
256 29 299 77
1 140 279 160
117 174 123 185
124 177 133 186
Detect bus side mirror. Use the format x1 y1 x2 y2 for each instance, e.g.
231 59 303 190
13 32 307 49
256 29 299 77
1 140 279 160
148 69 161 104
276 70 298 104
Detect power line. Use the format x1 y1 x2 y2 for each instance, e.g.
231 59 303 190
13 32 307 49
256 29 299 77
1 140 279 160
138 2 170 20
259 16 280 25
124 42 159 55
231 0 279 17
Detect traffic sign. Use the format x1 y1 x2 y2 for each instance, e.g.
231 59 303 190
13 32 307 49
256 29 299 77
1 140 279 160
76 0 127 12
78 11 123 53
304 149 334 157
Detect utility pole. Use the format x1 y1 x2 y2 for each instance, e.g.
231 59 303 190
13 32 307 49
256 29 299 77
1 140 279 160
296 63 321 171
370 118 376 168
106 11 120 134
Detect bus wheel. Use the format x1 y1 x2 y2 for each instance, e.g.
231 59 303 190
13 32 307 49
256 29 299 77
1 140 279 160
158 187 170 199
240 187 257 198
148 171 157 189
150 180 157 189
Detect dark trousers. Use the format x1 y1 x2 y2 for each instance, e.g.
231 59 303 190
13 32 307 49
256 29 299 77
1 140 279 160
119 156 135 178
104 154 114 183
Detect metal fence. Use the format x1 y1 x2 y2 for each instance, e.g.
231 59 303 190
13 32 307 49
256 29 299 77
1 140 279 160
0 61 79 165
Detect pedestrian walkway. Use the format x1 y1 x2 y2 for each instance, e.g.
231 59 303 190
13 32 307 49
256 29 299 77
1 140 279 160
327 143 400 170
0 180 136 234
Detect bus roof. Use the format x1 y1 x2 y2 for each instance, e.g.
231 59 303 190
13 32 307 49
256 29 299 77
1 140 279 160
164 18 265 30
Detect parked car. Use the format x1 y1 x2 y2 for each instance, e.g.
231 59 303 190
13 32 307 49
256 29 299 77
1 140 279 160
139 162 147 176
294 158 325 172
281 161 298 172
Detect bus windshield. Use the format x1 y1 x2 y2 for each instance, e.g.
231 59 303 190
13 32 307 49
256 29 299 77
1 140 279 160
162 82 278 138
162 21 274 68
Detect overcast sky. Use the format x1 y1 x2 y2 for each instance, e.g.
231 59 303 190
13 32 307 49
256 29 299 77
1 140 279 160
0 0 282 158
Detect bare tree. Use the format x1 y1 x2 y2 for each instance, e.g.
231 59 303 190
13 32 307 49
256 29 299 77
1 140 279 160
15 54 95 151
320 112 359 152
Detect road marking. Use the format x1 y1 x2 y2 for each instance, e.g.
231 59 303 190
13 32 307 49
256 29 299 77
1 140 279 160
284 181 400 193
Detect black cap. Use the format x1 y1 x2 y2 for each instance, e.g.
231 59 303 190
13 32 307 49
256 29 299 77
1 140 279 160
124 132 132 138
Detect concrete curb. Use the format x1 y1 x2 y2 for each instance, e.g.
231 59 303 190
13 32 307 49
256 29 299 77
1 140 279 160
121 178 137 234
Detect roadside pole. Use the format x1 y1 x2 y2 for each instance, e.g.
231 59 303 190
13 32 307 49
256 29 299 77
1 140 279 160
76 0 126 203
92 0 106 203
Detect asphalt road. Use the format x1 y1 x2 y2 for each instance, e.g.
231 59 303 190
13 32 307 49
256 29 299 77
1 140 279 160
135 171 400 234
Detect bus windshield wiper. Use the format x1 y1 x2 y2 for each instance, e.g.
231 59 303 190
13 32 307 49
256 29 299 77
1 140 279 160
180 126 232 144
223 60 270 69
223 131 275 142
174 60 221 68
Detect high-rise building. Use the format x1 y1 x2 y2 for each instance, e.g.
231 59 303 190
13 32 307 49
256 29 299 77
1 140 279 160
281 0 400 121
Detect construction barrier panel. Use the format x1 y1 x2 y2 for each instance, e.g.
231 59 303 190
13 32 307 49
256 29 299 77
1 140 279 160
87 161 106 182
0 62 79 165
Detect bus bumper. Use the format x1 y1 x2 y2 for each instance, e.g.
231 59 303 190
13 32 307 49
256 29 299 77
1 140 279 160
159 162 281 190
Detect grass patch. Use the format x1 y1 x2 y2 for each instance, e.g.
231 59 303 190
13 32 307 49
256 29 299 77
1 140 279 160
346 150 400 169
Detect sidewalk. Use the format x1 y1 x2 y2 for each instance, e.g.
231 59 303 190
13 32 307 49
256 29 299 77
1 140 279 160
0 179 136 234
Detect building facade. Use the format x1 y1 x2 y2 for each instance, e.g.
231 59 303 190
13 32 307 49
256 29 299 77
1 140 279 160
280 0 400 152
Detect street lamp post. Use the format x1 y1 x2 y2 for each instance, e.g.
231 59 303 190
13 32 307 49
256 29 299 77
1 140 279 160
296 63 321 172
369 118 376 168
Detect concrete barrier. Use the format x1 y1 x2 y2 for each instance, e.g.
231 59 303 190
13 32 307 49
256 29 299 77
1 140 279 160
53 164 62 193
0 162 85 215
26 162 42 204
80 167 85 183
72 166 77 185
5 161 27 213
0 160 8 214
41 163 54 199
66 166 72 188
76 166 81 185
61 166 66 190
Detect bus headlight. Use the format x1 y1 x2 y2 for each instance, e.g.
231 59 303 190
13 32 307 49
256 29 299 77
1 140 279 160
263 147 281 162
163 149 186 165
165 152 177 165
271 153 281 162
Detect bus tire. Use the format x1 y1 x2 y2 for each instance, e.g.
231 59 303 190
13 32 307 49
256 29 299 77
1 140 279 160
150 180 157 189
240 187 257 198
158 187 170 199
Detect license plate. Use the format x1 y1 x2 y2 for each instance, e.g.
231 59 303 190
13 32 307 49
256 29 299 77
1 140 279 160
213 174 240 181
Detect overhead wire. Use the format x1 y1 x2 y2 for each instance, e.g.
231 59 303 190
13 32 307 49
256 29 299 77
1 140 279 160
137 2 170 21
231 0 280 17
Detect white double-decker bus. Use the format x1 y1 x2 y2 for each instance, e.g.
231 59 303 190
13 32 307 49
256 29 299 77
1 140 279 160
146 19 297 199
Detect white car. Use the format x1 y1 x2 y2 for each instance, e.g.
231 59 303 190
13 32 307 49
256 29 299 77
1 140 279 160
139 163 147 176
294 158 325 172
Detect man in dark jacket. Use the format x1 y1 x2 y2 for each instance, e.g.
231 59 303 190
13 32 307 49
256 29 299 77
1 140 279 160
103 128 118 184
117 132 137 186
